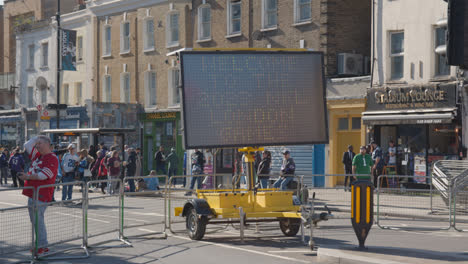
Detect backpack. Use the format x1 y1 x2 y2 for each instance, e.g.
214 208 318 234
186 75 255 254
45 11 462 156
98 157 108 177
191 153 202 174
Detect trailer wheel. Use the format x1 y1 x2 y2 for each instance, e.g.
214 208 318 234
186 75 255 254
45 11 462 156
279 218 301 237
186 208 208 240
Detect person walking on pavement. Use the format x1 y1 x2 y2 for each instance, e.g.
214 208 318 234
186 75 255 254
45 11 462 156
124 148 137 192
257 150 271 189
9 147 25 187
166 148 179 186
352 146 373 181
186 149 205 196
0 148 9 186
342 145 355 191
18 135 58 256
154 146 167 175
387 140 397 166
371 141 385 187
135 147 142 177
274 150 296 190
61 144 79 201
107 150 121 194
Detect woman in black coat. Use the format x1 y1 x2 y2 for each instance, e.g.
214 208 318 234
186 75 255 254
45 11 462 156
257 151 271 189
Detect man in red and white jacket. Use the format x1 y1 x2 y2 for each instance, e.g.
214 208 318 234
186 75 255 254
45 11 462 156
19 135 58 256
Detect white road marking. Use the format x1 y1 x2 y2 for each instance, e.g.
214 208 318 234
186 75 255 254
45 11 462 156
138 228 164 233
87 212 148 223
126 211 165 217
267 250 313 253
54 212 110 223
0 201 23 207
170 234 310 263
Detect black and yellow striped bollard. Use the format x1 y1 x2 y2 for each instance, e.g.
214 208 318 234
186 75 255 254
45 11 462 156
351 180 374 249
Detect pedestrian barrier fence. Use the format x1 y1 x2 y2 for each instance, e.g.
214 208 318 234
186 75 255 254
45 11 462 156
0 186 34 258
166 173 314 238
376 176 450 231
85 179 125 247
35 181 89 261
121 175 167 239
2 172 466 263
432 160 468 206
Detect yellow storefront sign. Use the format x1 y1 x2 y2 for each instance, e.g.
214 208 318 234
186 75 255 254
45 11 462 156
146 112 177 119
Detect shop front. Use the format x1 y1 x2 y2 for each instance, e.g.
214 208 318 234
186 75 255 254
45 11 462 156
142 111 183 175
0 114 23 148
363 83 461 183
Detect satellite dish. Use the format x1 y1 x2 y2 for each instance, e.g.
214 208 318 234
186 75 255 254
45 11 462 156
36 76 48 90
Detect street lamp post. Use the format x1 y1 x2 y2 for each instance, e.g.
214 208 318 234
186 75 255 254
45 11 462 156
56 0 61 130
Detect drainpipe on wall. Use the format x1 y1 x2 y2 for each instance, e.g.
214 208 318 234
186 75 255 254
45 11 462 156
370 0 376 89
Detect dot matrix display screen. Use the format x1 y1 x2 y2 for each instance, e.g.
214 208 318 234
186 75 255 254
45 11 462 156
180 51 328 149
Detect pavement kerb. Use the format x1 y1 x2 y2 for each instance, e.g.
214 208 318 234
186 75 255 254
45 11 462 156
317 246 468 264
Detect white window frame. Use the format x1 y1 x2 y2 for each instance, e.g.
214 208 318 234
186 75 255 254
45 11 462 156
198 4 211 41
40 87 47 105
143 17 155 52
102 25 112 57
40 42 48 67
120 21 131 54
227 0 242 36
144 71 157 107
102 75 112 102
27 86 34 107
77 36 83 62
75 82 82 105
390 31 404 80
434 26 450 77
168 67 180 106
63 84 69 105
166 11 180 48
28 44 35 69
120 72 131 103
293 0 311 24
262 0 277 30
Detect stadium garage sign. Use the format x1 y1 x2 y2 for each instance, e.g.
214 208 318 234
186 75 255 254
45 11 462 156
366 84 457 111
180 51 328 149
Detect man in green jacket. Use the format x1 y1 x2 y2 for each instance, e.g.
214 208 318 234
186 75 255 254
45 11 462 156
352 145 373 181
166 148 178 186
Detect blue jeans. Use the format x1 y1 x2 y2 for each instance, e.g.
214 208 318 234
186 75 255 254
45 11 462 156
189 174 202 190
62 173 75 200
259 178 269 189
274 176 293 190
28 198 48 248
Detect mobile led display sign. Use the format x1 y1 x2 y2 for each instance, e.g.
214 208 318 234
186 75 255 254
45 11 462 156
180 51 328 149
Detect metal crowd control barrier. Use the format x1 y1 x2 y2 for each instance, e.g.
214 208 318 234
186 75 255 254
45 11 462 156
35 181 89 261
0 186 35 263
165 174 202 234
85 179 131 248
453 190 468 231
121 175 167 239
299 174 372 218
165 174 309 238
376 175 450 231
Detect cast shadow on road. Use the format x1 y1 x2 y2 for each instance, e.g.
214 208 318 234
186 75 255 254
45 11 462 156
315 236 468 262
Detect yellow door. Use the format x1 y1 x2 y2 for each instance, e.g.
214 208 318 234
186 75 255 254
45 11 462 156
334 116 362 185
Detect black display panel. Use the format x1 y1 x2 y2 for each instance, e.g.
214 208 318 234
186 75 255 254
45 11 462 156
180 51 328 149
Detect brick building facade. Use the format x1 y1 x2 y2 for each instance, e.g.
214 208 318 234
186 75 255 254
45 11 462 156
190 0 371 76
2 0 78 73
